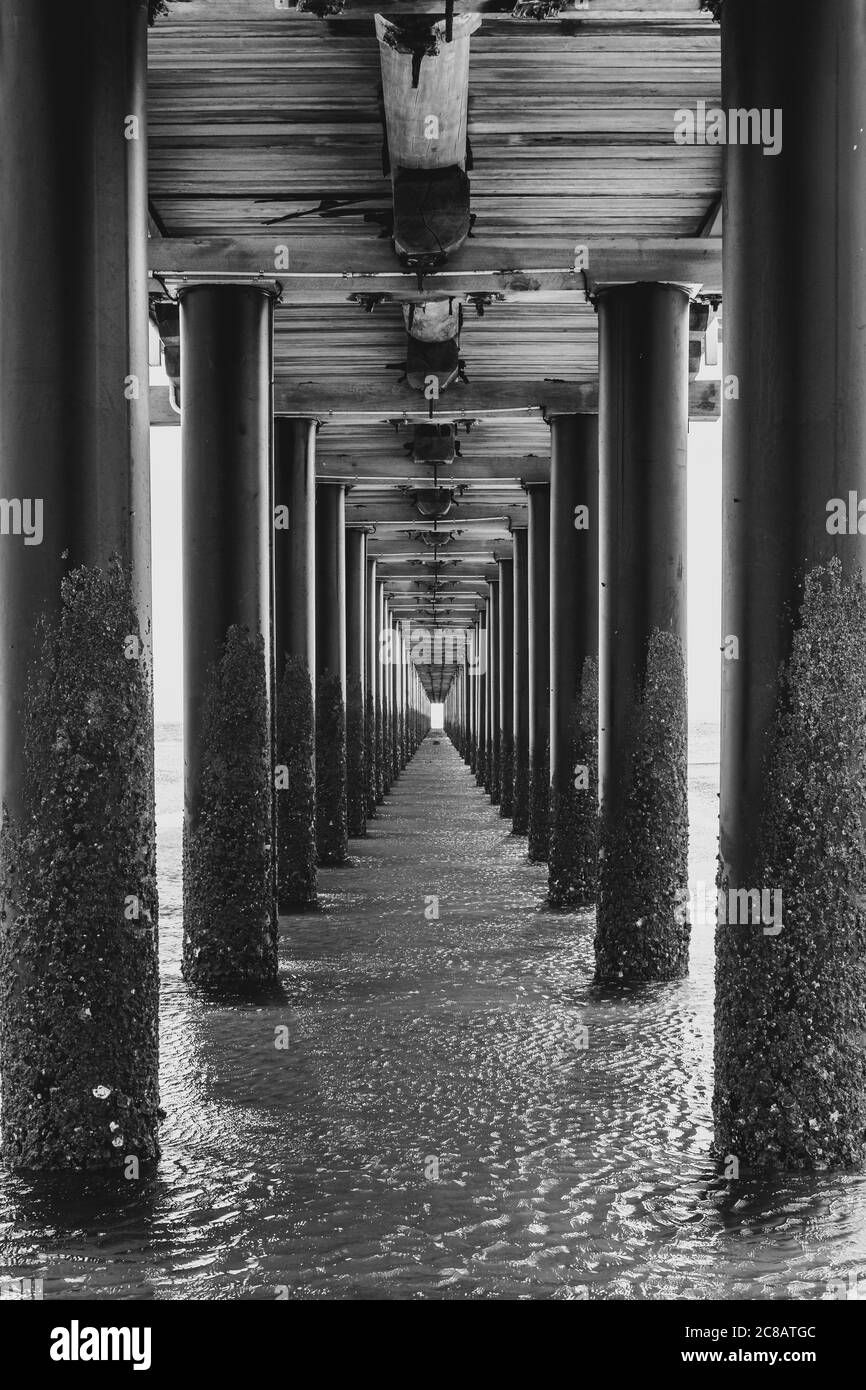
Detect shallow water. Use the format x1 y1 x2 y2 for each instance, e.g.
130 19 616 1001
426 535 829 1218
1 725 864 1301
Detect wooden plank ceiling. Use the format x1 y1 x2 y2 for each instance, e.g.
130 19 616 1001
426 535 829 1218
147 0 721 682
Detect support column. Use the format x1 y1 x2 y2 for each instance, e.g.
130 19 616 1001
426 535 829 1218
468 622 478 772
366 555 380 814
548 415 600 908
499 558 515 818
405 635 412 760
715 0 866 1169
595 282 689 981
345 528 367 838
449 667 459 752
464 654 472 764
409 646 417 756
0 0 159 1169
274 419 317 910
527 484 551 861
390 611 400 780
512 529 530 835
487 580 500 802
316 483 349 865
378 583 391 796
411 656 419 755
181 287 277 989
476 607 488 788
399 623 409 769
407 637 414 757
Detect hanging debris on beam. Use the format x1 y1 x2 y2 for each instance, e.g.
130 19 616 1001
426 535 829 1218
412 422 457 464
376 12 480 266
403 298 462 392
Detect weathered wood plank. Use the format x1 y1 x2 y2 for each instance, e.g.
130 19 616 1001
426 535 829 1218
319 458 552 482
368 536 515 557
346 502 527 524
149 234 722 297
151 376 720 425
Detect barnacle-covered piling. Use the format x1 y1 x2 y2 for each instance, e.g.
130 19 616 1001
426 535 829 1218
0 563 160 1170
183 628 277 987
549 657 599 909
276 655 317 911
316 672 349 866
715 563 866 1168
595 632 689 981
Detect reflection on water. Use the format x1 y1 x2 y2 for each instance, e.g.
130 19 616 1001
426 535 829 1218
1 724 864 1300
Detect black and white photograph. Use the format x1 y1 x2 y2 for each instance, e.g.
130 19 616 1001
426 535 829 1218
0 0 863 1363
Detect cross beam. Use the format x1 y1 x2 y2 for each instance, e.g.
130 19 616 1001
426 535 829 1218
150 378 720 426
149 236 722 303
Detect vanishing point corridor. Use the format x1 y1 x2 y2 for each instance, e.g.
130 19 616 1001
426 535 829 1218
2 1 866 1339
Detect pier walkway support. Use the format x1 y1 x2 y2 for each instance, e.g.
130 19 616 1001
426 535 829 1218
548 416 600 911
0 0 160 1168
714 0 866 1169
316 483 349 868
274 420 318 912
8 0 863 1185
180 286 277 991
595 284 690 983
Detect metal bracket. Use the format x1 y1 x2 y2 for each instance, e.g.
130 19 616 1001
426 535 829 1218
156 275 285 304
349 293 388 314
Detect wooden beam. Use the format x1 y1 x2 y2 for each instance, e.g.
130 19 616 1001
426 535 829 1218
346 503 527 524
324 461 551 482
386 598 487 607
381 585 490 596
380 586 488 598
369 539 514 558
277 376 720 421
150 236 588 300
370 525 515 545
583 237 722 294
149 236 722 302
379 574 491 584
151 378 720 427
389 597 483 608
157 0 715 21
278 380 583 419
151 379 597 423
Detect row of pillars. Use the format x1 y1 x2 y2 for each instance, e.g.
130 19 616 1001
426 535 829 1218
0 0 429 1170
184 328 428 999
444 281 688 982
0 0 864 1173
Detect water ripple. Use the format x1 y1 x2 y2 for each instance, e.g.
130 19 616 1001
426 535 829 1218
1 728 864 1300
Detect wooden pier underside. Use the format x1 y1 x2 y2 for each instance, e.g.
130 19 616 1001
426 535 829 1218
147 0 722 699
